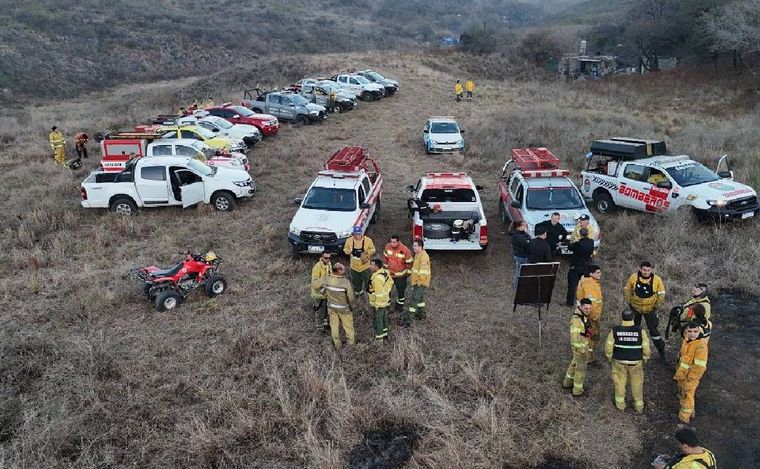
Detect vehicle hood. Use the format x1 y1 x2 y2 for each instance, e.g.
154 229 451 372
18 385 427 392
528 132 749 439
685 180 756 202
305 103 326 112
205 137 233 149
290 207 357 234
380 78 398 87
250 113 276 121
227 124 260 137
429 132 463 144
212 165 251 180
365 83 385 92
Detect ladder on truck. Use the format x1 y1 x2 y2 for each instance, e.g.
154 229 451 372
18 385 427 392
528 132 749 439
323 146 379 176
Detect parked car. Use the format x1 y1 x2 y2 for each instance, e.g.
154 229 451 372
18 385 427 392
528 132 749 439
205 103 279 136
243 89 327 125
423 117 465 154
355 69 399 95
297 83 357 113
187 113 262 147
329 74 385 101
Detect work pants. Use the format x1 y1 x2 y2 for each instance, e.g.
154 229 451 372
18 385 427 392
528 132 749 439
566 266 585 306
611 360 644 412
676 378 700 423
75 143 88 159
53 147 65 165
588 318 600 357
372 306 389 339
513 255 527 286
634 309 665 354
350 268 371 295
563 348 589 395
312 299 327 330
392 275 408 310
456 92 462 102
328 307 354 349
404 285 427 324
466 90 473 100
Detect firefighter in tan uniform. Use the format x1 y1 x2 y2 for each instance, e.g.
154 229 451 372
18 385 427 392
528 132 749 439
624 261 666 358
563 298 593 396
310 253 332 331
382 235 414 312
320 263 356 349
674 322 708 424
49 126 66 165
576 264 602 360
343 226 375 296
368 259 393 340
605 309 650 413
403 239 430 326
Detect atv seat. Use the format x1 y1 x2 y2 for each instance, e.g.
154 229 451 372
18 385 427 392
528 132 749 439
150 263 183 278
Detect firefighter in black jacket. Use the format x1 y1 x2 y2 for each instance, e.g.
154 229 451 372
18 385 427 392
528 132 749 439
527 225 553 263
535 212 569 255
605 309 651 413
565 228 595 306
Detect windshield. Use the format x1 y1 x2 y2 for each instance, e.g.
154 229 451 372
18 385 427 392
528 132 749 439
187 158 214 176
367 71 384 80
355 76 370 84
291 95 309 105
664 162 720 187
526 188 585 210
421 189 476 203
233 106 254 117
430 122 460 134
212 118 232 129
191 126 215 139
302 187 356 211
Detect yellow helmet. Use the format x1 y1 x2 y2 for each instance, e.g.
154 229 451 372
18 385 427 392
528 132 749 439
204 251 218 262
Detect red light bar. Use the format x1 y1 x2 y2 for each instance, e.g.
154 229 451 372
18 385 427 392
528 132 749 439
512 148 560 171
522 169 570 178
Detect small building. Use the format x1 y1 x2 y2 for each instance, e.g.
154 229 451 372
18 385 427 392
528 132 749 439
558 54 618 80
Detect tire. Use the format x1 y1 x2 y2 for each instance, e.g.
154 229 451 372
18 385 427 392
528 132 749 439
332 105 342 114
204 274 227 298
593 191 616 214
362 91 375 102
155 289 182 312
211 191 236 211
291 244 301 260
110 197 137 215
370 200 381 224
296 115 310 126
424 223 450 239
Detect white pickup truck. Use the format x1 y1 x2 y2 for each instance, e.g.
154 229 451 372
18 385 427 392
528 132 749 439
80 156 254 215
330 74 385 101
581 138 759 222
288 147 383 258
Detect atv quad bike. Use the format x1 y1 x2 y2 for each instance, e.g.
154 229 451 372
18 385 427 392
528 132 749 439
130 251 227 311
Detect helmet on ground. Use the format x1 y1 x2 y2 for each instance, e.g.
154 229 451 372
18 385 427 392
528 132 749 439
204 251 218 262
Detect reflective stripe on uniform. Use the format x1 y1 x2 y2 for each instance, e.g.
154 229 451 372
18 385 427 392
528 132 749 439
418 302 425 307
328 303 348 309
615 396 625 404
614 344 643 349
324 286 347 292
679 362 691 370
694 359 707 367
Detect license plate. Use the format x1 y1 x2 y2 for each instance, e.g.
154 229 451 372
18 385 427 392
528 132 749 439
742 211 754 219
307 245 325 253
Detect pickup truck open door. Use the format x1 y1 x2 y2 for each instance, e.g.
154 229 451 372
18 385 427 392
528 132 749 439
180 182 204 208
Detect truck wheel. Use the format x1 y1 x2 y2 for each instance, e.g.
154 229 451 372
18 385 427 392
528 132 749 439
291 244 301 260
211 191 236 211
362 91 375 102
332 105 342 114
204 274 227 298
110 197 137 215
593 192 616 214
155 289 182 312
296 115 310 126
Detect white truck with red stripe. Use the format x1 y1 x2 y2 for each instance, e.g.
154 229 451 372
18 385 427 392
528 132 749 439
406 172 488 251
498 148 600 252
288 147 383 258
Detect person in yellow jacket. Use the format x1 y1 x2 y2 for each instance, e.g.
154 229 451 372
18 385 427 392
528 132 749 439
454 80 463 102
465 79 474 101
678 283 711 326
382 235 414 312
568 214 596 242
652 428 717 469
369 259 394 340
605 309 651 413
404 239 430 326
674 321 708 424
624 261 666 358
563 298 593 396
576 264 603 360
320 263 356 349
49 126 66 165
310 253 332 331
343 226 375 296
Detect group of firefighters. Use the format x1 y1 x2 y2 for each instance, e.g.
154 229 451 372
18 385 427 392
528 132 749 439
48 126 89 168
454 79 475 102
309 227 430 350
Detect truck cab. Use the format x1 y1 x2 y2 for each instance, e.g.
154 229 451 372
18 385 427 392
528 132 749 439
498 148 600 252
330 74 385 101
298 83 357 113
288 147 383 258
243 89 327 124
407 173 488 251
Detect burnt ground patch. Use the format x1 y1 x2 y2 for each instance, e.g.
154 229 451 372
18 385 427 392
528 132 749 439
348 422 419 469
640 289 760 467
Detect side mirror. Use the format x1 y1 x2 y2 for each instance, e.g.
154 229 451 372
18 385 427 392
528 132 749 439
717 170 733 179
510 200 521 208
211 128 219 132
671 192 679 198
460 129 466 134
423 129 428 133
475 185 484 191
406 184 415 192
215 150 223 156
288 103 295 107
656 181 672 189
293 197 303 205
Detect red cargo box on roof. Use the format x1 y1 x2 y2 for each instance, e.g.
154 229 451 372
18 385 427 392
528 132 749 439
512 147 560 171
324 146 377 173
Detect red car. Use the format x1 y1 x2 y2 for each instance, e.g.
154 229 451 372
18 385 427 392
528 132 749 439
204 104 279 136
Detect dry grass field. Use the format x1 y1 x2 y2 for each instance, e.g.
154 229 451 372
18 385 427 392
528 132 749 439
0 52 758 468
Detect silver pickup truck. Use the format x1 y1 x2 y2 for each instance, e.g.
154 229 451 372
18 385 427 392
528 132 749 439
297 83 357 113
243 89 327 125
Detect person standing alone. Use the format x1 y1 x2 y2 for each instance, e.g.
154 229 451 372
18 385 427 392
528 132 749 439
49 126 66 166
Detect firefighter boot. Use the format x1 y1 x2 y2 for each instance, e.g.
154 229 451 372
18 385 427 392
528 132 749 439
654 338 666 359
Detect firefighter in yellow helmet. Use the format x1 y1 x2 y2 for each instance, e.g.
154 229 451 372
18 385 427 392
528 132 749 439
465 79 474 101
454 80 463 102
369 259 393 340
310 252 332 331
342 226 375 296
404 238 430 326
624 261 666 358
605 308 650 413
674 321 708 424
563 298 593 396
652 428 717 469
576 264 603 361
49 126 66 165
320 262 356 350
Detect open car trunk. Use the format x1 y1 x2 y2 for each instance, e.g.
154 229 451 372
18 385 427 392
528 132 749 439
420 209 483 251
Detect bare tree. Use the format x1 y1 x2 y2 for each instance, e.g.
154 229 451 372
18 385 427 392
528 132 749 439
699 0 760 72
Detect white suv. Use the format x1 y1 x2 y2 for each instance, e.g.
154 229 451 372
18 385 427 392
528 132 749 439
423 117 465 154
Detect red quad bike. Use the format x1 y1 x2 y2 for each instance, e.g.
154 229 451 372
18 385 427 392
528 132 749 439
130 251 227 312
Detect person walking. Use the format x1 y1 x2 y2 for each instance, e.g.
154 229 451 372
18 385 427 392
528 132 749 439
48 126 66 166
624 261 667 358
342 226 375 296
576 264 603 358
674 321 708 424
465 79 475 101
310 252 332 331
652 428 716 469
382 235 414 312
321 263 356 350
566 227 595 306
509 220 531 286
404 239 431 326
563 298 593 396
527 225 552 263
368 259 393 341
454 80 464 102
604 308 650 413
536 212 569 256
74 132 89 159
